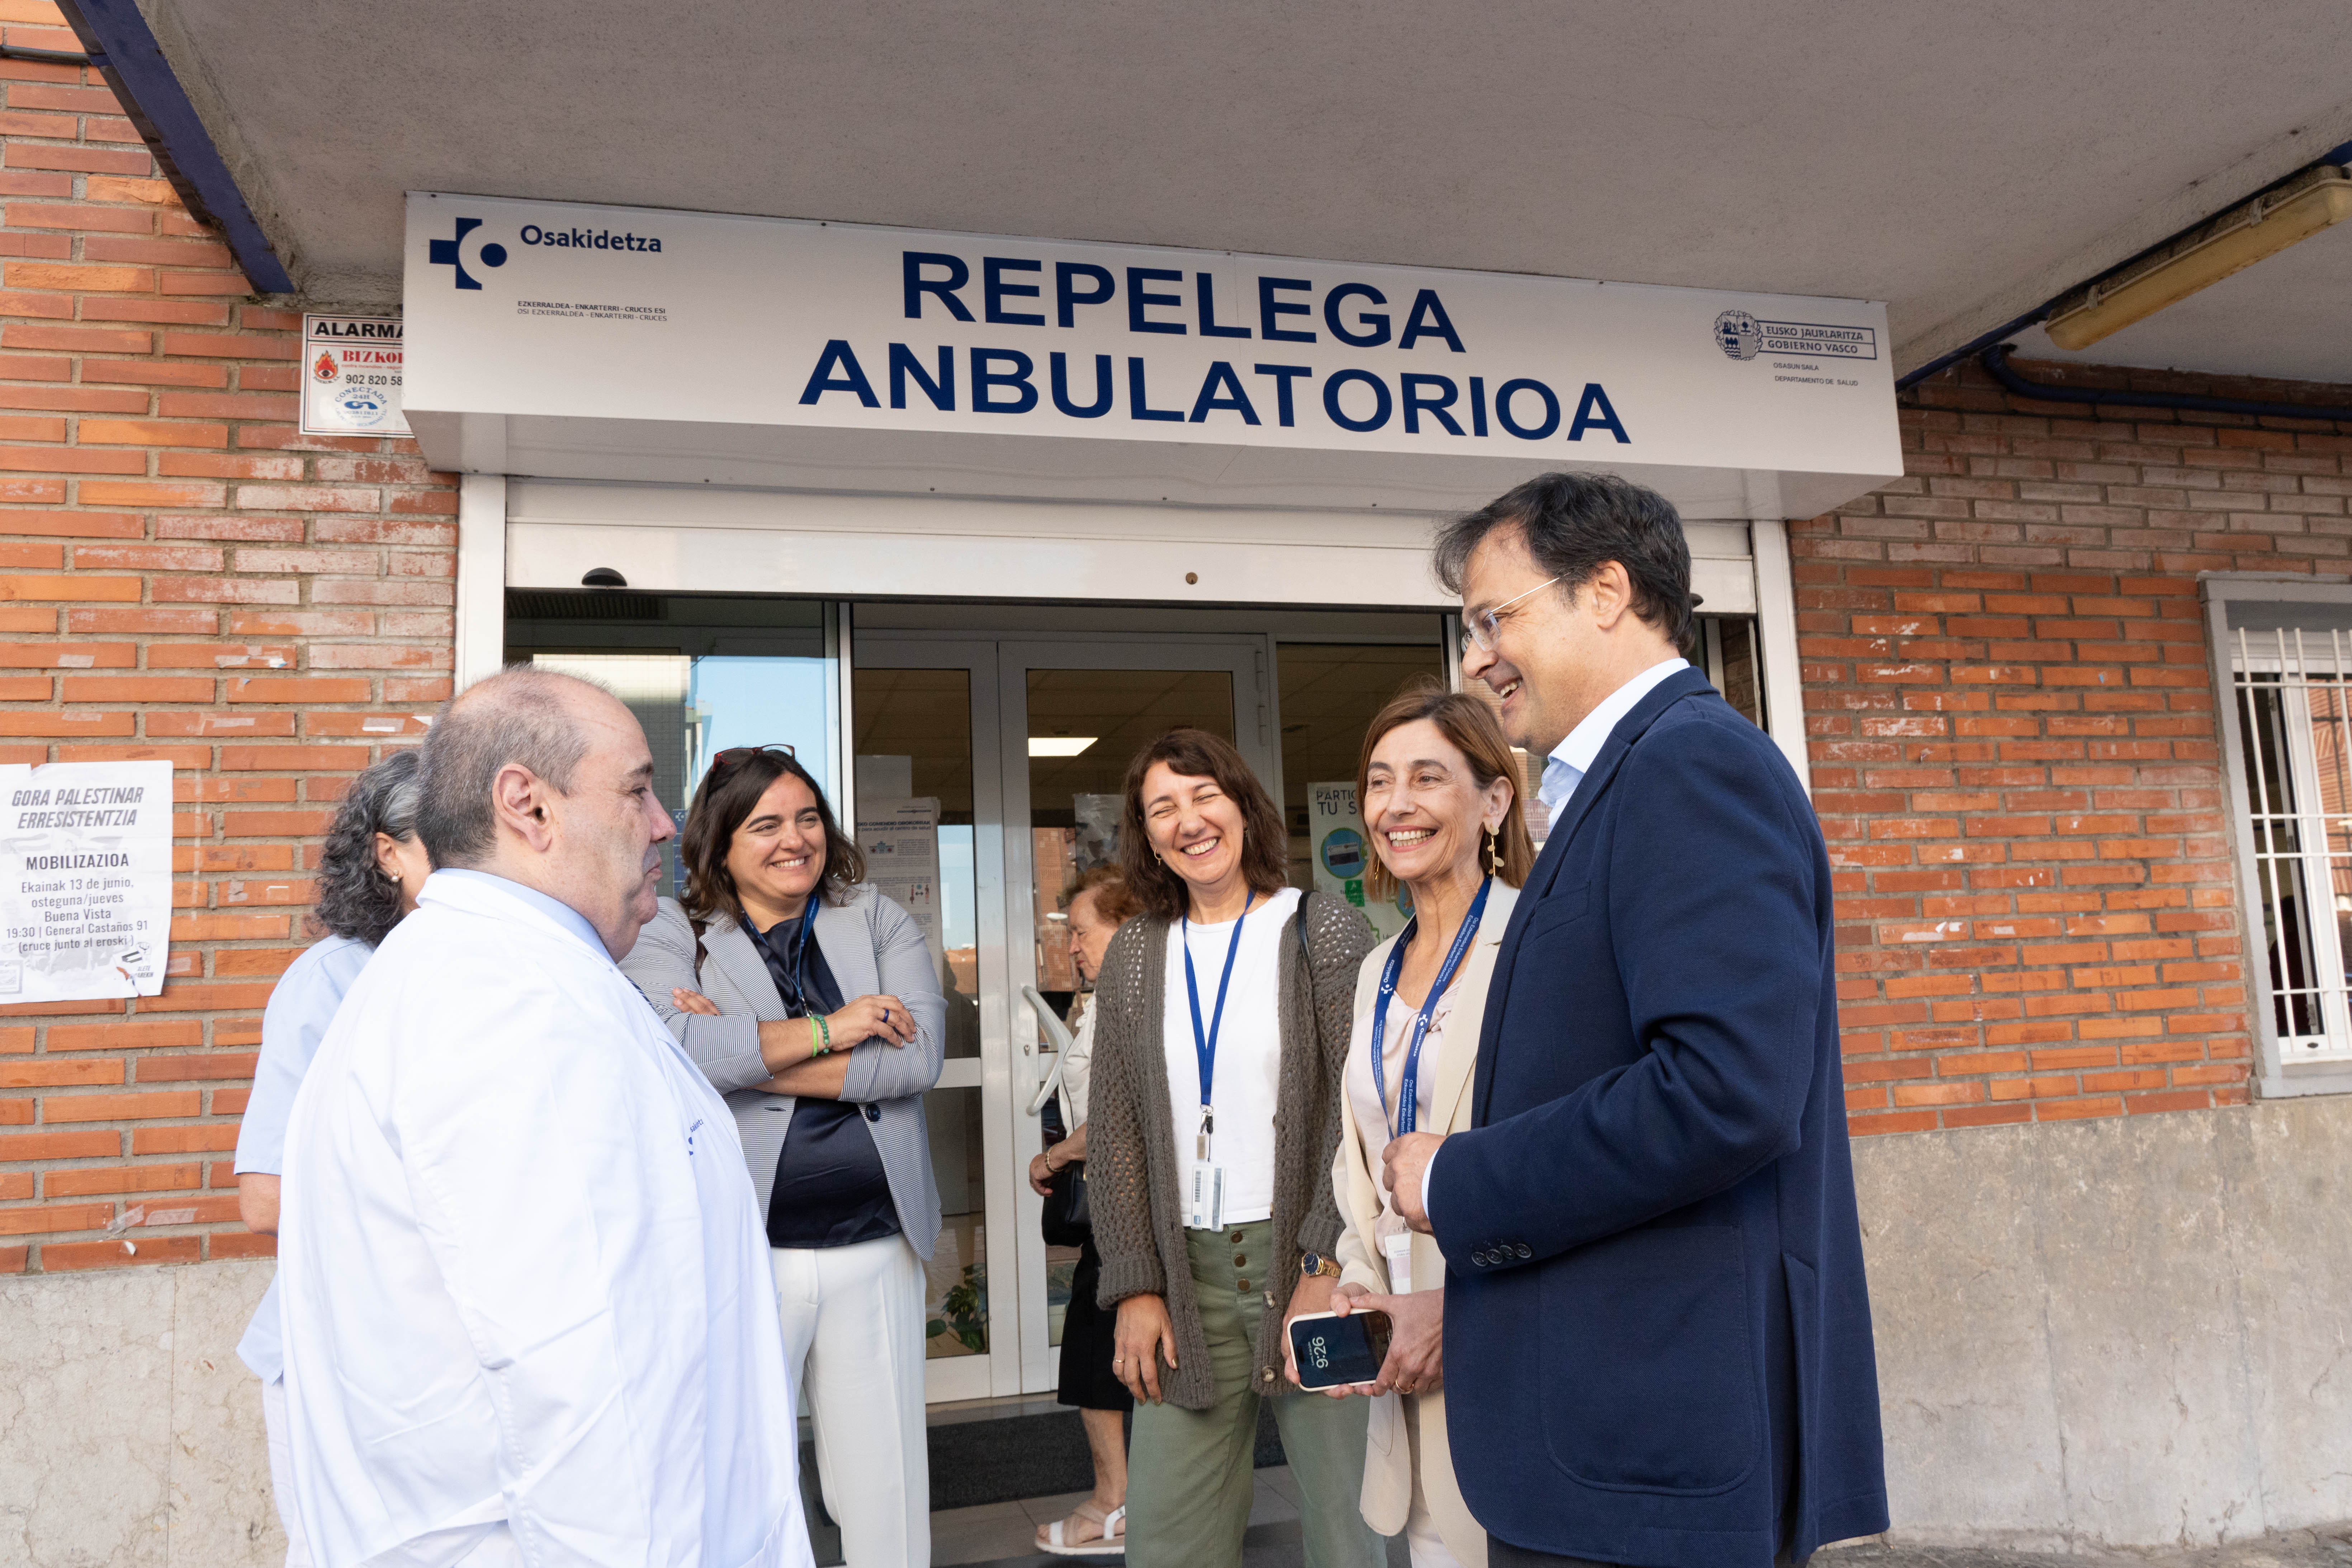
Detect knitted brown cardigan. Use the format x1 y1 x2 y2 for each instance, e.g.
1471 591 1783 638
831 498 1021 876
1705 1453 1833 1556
1087 890 1377 1409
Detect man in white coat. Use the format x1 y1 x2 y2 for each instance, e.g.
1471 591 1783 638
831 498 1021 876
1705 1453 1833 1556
277 668 810 1568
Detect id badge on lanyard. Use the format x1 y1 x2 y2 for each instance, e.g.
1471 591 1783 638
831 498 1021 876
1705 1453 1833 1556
1183 891 1254 1231
1187 1161 1227 1232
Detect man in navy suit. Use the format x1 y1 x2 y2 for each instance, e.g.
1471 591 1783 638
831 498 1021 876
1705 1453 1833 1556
1386 473 1887 1568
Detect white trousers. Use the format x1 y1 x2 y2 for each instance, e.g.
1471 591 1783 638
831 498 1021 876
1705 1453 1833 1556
773 1236 930 1568
1405 1397 1466 1568
259 1375 315 1568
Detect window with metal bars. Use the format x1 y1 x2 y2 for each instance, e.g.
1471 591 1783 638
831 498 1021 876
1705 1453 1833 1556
2229 626 2352 1062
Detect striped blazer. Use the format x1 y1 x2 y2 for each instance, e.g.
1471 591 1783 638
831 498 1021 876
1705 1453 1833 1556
620 889 946 1259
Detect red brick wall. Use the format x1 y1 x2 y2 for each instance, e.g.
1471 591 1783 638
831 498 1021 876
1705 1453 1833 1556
1802 356 2352 1134
0 28 455 1274
3 5 2334 1264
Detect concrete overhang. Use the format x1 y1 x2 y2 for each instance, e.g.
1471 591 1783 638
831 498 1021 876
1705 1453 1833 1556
94 1 2352 384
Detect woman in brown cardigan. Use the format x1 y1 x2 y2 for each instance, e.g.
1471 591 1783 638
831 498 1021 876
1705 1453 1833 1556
1086 728 1385 1568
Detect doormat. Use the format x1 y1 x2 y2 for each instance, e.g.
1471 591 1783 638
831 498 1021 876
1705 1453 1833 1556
916 1404 1287 1513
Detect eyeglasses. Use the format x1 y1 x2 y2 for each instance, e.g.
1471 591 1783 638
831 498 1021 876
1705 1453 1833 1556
711 743 795 772
1459 574 1563 655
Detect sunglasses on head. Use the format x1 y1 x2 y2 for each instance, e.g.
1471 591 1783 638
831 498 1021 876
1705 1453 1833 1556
711 743 796 772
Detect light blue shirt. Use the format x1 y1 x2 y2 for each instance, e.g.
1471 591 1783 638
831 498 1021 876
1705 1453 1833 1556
234 931 376 1381
1535 657 1691 822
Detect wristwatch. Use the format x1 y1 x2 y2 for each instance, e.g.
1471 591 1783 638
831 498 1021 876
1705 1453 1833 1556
1300 1251 1340 1280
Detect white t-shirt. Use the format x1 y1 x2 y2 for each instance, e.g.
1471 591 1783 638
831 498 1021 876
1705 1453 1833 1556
1160 886 1301 1228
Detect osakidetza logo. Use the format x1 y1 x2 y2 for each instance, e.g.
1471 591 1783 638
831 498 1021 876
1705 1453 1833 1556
427 215 666 289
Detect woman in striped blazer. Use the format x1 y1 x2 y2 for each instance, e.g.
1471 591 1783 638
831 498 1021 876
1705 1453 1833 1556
621 744 945 1568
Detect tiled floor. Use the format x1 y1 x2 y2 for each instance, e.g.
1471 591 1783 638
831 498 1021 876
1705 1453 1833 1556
931 1464 1334 1567
939 1518 2352 1568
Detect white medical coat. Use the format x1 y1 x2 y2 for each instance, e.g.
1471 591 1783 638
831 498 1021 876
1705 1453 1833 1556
278 869 810 1568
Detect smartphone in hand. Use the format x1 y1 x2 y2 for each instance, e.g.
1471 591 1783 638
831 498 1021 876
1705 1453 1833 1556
1288 1309 1392 1391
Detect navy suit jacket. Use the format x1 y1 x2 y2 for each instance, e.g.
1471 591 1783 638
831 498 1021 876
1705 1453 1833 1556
1426 668 1887 1568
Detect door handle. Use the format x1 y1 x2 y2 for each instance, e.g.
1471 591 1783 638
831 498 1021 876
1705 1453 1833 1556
1021 985 1073 1115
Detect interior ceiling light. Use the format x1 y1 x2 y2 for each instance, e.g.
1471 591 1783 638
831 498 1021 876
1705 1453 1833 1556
2045 165 2352 350
1028 736 1097 757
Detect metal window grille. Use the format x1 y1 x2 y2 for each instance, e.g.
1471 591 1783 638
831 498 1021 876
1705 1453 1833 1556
2232 627 2352 1062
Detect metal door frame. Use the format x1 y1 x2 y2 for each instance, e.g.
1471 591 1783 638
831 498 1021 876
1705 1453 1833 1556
847 636 1014 1405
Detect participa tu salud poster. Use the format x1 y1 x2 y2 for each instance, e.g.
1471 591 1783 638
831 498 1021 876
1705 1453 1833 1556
1310 781 1410 942
0 761 173 1001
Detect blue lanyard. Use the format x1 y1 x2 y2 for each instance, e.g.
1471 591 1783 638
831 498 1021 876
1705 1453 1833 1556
1181 890 1256 1154
1370 876 1491 1137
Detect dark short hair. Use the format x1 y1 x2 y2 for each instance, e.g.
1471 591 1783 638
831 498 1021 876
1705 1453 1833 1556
680 748 865 924
1432 471 1694 648
416 666 600 868
309 749 423 946
1353 678 1537 902
1068 862 1144 927
1118 728 1290 921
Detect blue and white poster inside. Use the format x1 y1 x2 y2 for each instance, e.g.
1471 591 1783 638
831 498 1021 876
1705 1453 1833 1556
0 760 173 1001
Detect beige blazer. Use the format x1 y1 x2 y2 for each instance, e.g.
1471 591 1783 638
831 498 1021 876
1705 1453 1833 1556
1330 880 1517 1568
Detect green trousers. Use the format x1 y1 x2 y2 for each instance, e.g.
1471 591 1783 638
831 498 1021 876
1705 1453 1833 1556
1126 1220 1385 1568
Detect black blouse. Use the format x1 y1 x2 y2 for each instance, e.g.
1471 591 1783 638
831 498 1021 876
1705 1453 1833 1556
743 906 902 1249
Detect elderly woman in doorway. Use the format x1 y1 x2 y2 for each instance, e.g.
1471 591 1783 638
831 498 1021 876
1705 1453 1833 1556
1085 728 1385 1568
1026 863 1144 1555
1291 681 1534 1568
620 744 946 1568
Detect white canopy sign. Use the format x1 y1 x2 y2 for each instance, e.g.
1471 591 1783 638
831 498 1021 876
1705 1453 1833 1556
402 193 1900 519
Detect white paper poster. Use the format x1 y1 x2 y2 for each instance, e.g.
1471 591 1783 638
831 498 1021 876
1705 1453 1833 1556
859 797 943 958
1310 781 1410 942
301 314 409 436
0 760 173 1001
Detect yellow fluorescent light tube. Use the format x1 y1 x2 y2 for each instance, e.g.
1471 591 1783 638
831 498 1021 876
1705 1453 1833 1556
2046 167 2352 351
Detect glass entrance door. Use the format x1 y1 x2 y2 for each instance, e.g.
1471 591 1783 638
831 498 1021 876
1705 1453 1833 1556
997 641 1270 1393
852 632 1266 1401
848 640 1007 1404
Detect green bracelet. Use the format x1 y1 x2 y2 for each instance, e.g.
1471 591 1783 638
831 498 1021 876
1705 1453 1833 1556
811 1013 832 1056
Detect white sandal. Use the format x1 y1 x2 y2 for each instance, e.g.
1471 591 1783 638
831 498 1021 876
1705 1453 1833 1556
1037 1500 1127 1556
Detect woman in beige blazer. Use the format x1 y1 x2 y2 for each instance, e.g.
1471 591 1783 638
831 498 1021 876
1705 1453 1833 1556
1291 681 1535 1568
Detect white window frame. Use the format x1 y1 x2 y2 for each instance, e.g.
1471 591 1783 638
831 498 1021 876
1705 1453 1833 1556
2205 574 2352 1097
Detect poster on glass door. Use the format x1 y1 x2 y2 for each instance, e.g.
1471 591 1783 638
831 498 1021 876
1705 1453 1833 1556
860 797 943 957
1310 781 1410 942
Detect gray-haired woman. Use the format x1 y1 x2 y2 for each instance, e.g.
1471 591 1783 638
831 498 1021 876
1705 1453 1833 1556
233 749 432 1568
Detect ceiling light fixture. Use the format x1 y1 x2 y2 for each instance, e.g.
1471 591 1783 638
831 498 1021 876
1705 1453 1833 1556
1028 736 1097 757
2044 165 2352 350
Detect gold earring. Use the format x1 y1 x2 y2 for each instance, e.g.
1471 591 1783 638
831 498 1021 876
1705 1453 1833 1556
1487 826 1502 877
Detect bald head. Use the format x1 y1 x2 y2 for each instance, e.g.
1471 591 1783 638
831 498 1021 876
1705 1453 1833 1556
418 667 615 868
417 666 676 958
